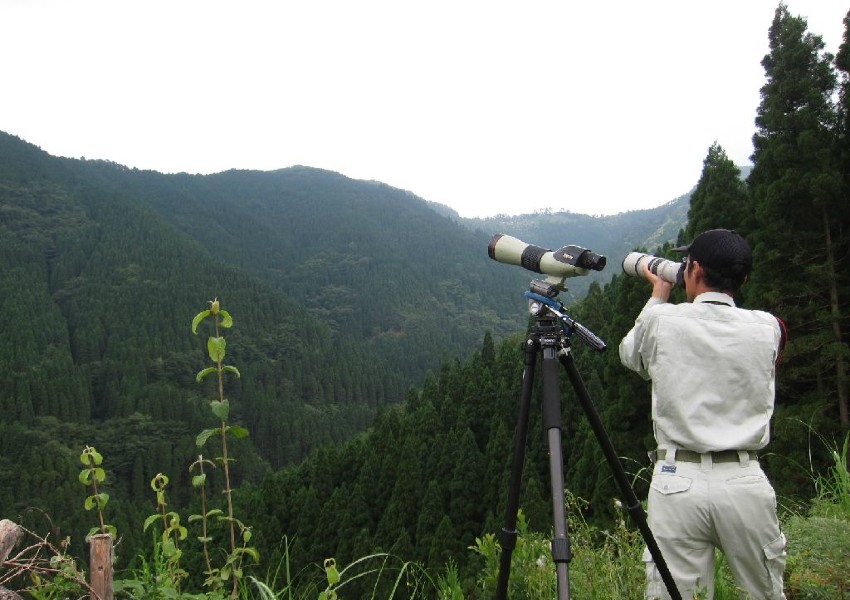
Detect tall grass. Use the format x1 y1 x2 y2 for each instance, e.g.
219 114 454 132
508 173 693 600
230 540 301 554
783 430 850 599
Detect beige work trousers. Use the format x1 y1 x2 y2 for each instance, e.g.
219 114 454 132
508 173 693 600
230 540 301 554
644 451 787 600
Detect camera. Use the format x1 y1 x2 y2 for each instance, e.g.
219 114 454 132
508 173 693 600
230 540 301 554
621 252 684 286
488 234 606 285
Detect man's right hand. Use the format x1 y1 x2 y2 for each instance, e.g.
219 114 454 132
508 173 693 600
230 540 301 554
643 263 674 302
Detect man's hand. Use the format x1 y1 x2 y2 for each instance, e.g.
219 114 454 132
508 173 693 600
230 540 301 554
643 263 674 302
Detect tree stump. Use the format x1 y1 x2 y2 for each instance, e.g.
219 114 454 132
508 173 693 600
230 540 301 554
0 520 23 600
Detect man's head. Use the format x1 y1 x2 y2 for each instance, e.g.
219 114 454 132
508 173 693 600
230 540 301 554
674 229 752 295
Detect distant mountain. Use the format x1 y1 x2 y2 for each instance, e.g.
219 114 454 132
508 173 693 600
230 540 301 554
0 131 689 457
0 128 692 566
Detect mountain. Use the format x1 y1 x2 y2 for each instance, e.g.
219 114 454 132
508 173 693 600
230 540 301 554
0 129 688 560
0 129 690 464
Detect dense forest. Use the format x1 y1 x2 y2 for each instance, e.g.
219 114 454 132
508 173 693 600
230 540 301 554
0 3 848 597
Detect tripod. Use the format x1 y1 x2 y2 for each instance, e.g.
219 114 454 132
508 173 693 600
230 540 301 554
495 285 681 600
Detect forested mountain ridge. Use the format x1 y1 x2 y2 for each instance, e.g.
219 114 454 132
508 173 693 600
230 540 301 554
0 129 687 553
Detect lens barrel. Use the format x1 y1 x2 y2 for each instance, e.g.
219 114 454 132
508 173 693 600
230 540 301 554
622 252 684 286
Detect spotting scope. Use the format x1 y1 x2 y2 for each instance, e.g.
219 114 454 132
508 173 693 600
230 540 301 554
622 252 684 286
488 234 606 283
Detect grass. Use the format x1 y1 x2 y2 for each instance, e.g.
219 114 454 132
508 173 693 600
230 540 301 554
13 432 850 599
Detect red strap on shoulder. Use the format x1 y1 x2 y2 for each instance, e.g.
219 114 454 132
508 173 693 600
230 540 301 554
775 316 788 365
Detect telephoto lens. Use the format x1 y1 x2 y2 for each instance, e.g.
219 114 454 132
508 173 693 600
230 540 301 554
622 252 684 286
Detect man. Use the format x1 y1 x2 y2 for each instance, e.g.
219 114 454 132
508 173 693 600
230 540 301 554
619 229 787 600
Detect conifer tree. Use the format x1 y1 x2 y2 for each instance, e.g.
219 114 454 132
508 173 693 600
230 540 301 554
684 142 752 241
833 9 850 427
747 3 848 426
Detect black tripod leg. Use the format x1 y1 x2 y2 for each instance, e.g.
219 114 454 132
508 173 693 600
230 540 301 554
559 350 683 600
495 337 538 600
541 345 571 600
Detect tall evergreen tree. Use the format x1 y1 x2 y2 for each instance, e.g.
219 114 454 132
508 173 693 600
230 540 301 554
833 9 850 427
747 3 849 427
684 142 752 241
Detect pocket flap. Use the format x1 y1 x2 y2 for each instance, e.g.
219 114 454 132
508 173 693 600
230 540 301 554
763 533 787 560
650 474 692 495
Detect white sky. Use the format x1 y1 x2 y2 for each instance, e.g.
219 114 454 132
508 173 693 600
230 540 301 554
1 1 847 218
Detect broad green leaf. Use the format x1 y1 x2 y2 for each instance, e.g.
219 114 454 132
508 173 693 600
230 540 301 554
196 428 218 448
196 367 217 383
104 524 118 536
228 425 249 439
192 310 211 334
242 547 260 563
80 447 103 466
211 399 230 421
223 365 241 378
143 514 160 531
85 496 96 510
192 474 207 487
162 539 177 558
94 467 106 482
219 310 233 328
206 509 225 518
98 492 110 508
207 336 226 363
79 470 92 485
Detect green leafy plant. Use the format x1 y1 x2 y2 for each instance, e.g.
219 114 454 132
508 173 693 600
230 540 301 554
317 554 434 600
142 472 189 592
192 298 258 597
78 445 118 540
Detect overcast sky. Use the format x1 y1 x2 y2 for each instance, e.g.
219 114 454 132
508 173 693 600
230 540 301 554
1 1 847 218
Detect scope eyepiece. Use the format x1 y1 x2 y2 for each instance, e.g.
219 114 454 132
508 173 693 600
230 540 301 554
555 245 606 272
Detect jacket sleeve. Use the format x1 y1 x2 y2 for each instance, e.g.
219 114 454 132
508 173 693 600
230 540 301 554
619 297 663 381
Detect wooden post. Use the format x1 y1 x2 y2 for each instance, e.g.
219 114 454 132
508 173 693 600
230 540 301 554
88 534 113 600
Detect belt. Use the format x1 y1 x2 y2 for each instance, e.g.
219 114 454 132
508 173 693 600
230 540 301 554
652 449 758 463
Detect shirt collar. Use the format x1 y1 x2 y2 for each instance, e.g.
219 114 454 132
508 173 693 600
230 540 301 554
694 291 736 307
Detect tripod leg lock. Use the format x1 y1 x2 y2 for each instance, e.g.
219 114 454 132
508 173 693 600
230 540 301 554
499 528 518 551
550 537 572 564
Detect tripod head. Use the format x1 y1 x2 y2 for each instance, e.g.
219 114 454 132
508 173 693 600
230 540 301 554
525 280 607 353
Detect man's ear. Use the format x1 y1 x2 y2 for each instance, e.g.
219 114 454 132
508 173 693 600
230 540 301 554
689 259 704 282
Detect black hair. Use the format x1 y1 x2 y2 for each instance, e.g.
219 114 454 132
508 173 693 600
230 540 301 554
687 259 748 292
